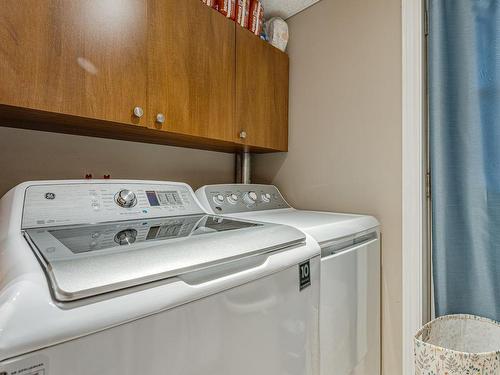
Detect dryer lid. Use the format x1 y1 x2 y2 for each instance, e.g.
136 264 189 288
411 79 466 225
25 214 305 302
229 210 379 244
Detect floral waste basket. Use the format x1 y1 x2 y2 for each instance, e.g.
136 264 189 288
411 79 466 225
414 314 500 374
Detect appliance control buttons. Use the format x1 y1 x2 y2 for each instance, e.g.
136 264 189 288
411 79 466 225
261 193 271 203
213 194 225 204
115 189 137 208
243 191 258 205
114 229 138 245
227 193 239 204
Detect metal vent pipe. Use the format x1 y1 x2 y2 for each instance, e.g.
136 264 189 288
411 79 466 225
235 152 251 184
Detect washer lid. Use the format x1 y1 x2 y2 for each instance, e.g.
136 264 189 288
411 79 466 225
25 214 305 302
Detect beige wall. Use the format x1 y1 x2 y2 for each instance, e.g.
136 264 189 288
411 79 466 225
253 0 402 373
0 127 235 196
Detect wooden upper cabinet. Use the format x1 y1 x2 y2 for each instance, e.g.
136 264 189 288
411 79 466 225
0 0 148 126
147 0 236 142
0 1 288 152
235 27 289 151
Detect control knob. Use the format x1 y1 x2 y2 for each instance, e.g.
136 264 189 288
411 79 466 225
213 194 225 204
243 191 258 205
227 193 239 204
114 229 138 245
261 193 271 203
115 189 137 208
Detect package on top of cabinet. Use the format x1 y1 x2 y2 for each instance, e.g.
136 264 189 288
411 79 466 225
248 0 264 36
219 0 237 20
236 0 250 28
202 0 219 10
265 17 289 52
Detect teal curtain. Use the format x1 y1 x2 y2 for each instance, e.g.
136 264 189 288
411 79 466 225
430 0 500 320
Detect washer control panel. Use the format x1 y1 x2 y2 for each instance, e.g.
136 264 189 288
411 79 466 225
22 181 203 229
197 184 290 214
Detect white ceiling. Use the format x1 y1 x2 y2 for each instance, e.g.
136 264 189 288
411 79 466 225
261 0 322 20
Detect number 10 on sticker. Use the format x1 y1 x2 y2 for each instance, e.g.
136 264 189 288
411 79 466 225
299 260 311 291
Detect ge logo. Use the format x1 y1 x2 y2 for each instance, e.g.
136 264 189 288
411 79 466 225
45 193 56 200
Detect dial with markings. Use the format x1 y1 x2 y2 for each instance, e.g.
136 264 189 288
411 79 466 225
115 189 137 208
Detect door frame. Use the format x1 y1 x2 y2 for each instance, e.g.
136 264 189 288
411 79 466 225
402 0 427 374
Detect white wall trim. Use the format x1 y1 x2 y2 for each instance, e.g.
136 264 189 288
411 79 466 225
402 0 425 374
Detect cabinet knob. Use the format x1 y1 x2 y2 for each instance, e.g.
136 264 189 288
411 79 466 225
239 130 247 139
156 113 166 125
133 106 144 118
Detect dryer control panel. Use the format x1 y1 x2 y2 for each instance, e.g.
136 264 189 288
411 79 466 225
196 184 290 214
22 181 203 229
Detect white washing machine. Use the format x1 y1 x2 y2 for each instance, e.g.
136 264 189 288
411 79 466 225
196 184 381 375
0 180 320 375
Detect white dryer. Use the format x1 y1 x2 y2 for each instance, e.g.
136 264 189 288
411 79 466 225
196 184 381 375
0 180 320 375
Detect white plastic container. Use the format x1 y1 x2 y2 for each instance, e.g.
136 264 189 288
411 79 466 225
265 17 288 52
414 314 500 374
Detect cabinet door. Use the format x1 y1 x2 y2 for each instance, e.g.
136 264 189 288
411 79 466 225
0 0 148 126
148 0 236 142
236 27 289 151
